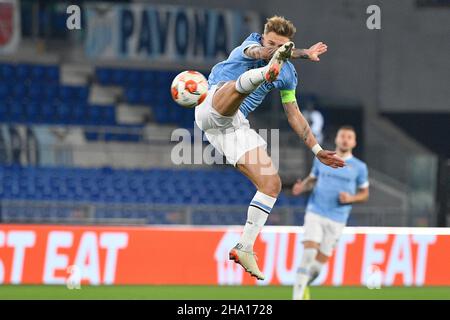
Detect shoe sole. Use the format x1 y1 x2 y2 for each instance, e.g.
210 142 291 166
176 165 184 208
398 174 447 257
265 42 294 83
265 63 280 82
229 249 264 280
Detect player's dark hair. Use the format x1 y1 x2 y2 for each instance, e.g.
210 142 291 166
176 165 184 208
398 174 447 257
264 16 296 40
338 125 356 134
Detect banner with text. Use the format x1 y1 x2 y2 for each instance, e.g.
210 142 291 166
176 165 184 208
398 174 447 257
84 3 261 63
1 225 449 286
0 0 21 54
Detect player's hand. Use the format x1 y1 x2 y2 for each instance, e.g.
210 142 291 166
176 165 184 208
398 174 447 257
339 192 354 204
259 46 278 60
316 150 345 168
292 179 304 196
304 42 328 61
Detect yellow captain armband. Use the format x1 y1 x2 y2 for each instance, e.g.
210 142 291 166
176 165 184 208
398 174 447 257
280 89 297 104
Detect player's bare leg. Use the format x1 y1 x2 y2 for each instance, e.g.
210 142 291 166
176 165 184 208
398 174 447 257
308 250 328 285
212 41 294 117
229 147 281 280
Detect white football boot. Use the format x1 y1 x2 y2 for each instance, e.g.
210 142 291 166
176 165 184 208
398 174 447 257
229 244 265 280
264 41 295 82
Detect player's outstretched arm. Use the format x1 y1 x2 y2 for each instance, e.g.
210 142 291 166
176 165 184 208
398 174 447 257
244 45 278 60
283 101 345 168
291 42 328 62
339 188 369 204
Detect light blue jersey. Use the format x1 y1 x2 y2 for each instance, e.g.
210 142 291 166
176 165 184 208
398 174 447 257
307 155 369 223
208 33 298 117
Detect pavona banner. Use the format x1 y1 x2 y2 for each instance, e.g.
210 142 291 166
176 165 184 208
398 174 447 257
0 0 21 54
0 224 449 286
84 3 261 62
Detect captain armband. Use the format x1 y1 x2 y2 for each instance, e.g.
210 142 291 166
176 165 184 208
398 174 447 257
280 89 297 104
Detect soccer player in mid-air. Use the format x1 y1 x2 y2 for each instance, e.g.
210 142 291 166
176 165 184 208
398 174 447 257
291 126 369 299
195 16 345 280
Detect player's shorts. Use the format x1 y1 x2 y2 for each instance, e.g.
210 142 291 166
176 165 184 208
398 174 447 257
195 84 267 166
302 211 346 257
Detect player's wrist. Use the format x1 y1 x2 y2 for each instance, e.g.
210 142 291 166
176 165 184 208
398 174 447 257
294 48 310 60
312 144 323 156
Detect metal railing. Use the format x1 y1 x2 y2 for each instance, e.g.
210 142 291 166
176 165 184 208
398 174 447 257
0 199 428 227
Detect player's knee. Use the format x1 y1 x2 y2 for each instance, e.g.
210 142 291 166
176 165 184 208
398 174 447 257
303 241 320 249
300 247 318 266
316 251 329 264
260 174 282 198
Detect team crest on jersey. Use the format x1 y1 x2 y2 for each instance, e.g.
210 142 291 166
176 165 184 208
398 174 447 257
261 82 275 91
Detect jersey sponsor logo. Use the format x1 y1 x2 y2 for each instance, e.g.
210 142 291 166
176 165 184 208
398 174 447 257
321 172 352 183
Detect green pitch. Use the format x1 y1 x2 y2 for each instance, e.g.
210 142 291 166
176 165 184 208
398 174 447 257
0 285 449 300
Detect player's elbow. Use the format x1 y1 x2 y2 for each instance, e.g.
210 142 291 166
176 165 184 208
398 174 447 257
361 189 369 202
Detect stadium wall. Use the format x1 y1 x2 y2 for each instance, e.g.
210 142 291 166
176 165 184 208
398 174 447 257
148 0 449 113
263 0 450 113
0 224 449 286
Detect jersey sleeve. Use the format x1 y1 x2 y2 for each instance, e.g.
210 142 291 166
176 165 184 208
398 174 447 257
240 33 262 60
309 158 320 178
279 65 298 91
357 163 369 189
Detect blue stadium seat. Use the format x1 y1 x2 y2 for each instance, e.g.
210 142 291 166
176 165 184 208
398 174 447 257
9 102 24 122
126 70 141 86
41 103 57 123
0 167 267 208
125 87 140 104
71 103 88 124
87 105 102 124
25 102 40 122
16 64 32 81
0 103 7 120
112 69 127 85
43 84 59 102
0 83 9 100
45 66 60 83
96 68 112 85
13 83 27 98
0 64 15 80
59 86 74 100
56 103 72 123
31 65 46 81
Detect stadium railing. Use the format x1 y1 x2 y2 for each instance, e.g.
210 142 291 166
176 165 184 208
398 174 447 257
0 199 430 227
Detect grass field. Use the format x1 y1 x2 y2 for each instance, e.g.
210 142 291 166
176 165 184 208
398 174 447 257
0 285 449 300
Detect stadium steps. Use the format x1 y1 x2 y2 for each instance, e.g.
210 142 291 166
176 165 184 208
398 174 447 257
116 103 152 125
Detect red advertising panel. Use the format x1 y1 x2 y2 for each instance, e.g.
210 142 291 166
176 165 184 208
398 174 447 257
0 225 449 286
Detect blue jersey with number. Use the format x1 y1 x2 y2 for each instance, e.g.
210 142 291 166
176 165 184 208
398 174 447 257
208 33 298 117
307 156 369 223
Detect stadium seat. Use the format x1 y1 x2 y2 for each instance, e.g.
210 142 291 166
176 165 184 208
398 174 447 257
0 166 291 208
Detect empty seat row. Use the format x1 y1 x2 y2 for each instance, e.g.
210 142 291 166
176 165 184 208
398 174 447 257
0 63 59 83
0 83 88 102
0 166 308 207
0 103 116 125
97 67 201 128
96 68 183 87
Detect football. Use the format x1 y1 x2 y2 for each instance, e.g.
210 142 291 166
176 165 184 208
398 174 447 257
170 70 208 108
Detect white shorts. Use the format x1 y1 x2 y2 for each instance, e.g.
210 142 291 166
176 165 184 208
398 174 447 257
303 211 346 257
194 84 267 166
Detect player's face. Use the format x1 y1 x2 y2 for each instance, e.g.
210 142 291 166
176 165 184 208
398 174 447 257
335 129 357 153
262 32 291 49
